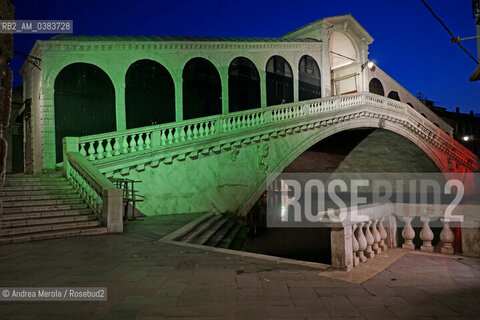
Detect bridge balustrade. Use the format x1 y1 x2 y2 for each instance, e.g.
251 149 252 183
64 92 428 163
334 203 469 271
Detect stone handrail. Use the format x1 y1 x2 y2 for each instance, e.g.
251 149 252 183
70 93 399 160
65 92 478 172
63 140 123 233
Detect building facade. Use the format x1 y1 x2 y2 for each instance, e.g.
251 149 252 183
20 14 452 174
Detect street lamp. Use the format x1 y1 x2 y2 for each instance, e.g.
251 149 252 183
463 136 469 141
361 60 375 71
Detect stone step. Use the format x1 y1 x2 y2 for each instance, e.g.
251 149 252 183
194 218 229 245
218 224 242 249
206 219 236 247
1 198 84 208
183 215 223 243
2 203 89 214
1 208 93 221
0 220 102 237
0 193 81 202
2 214 98 228
5 175 65 182
170 213 214 241
0 188 78 197
3 180 71 187
0 227 107 245
0 184 74 192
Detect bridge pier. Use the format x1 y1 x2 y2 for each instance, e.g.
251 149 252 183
330 225 353 271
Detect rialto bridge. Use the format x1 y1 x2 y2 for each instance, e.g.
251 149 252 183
4 14 479 268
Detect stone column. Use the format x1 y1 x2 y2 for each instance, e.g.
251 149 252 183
402 217 415 250
378 217 388 251
420 216 434 252
219 67 229 115
174 72 183 122
293 68 299 102
352 224 360 267
355 223 368 262
330 226 353 271
259 70 267 107
364 220 375 258
115 83 126 131
371 219 382 254
440 218 455 255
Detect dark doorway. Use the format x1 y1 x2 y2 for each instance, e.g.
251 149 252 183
183 57 222 120
369 78 384 96
125 59 175 129
266 56 293 106
54 63 116 163
388 91 400 101
298 55 321 101
228 57 260 112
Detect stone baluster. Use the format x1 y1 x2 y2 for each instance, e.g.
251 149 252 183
371 219 382 254
105 139 113 158
401 217 415 250
137 134 144 151
352 224 360 267
79 143 87 157
193 124 199 139
113 138 121 156
364 220 375 258
355 223 368 262
129 134 137 152
88 142 96 160
420 217 433 252
144 133 151 149
173 127 180 143
439 218 455 255
122 136 129 153
166 129 174 144
420 216 434 252
96 140 105 159
378 217 388 251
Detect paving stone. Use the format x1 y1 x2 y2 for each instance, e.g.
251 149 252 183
0 214 479 319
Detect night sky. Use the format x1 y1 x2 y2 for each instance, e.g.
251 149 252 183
10 0 480 113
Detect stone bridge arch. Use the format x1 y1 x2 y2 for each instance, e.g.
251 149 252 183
237 117 458 216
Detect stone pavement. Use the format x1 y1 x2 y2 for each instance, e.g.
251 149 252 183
0 213 479 319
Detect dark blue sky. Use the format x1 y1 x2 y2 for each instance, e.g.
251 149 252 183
10 0 480 113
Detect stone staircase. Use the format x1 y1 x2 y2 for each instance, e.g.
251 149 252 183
0 174 107 244
170 213 248 249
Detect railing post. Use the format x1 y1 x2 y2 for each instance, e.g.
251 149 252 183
103 188 123 233
62 137 79 173
385 214 397 248
216 117 224 134
330 225 353 271
150 130 161 148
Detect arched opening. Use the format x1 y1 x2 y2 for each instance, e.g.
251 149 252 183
407 102 414 108
368 78 384 96
298 55 321 101
183 57 222 120
388 91 400 101
125 59 175 129
228 57 260 112
244 128 443 264
54 63 116 163
329 31 358 95
266 56 293 106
